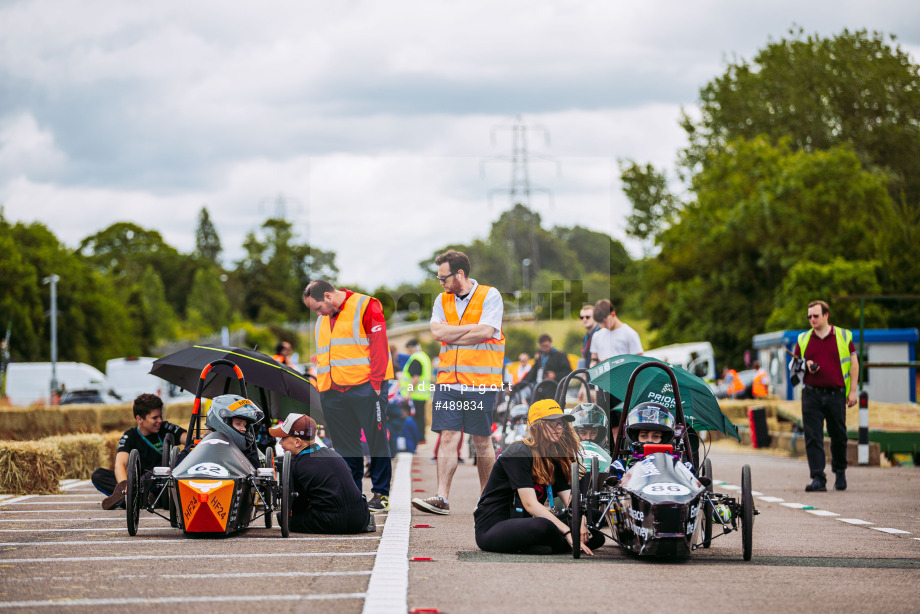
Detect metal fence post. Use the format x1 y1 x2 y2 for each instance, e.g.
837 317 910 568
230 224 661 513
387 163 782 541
858 391 869 466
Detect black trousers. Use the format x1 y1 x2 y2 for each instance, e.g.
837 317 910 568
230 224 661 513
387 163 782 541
91 468 118 495
475 512 605 554
290 496 370 535
411 398 428 442
321 382 392 497
802 386 848 480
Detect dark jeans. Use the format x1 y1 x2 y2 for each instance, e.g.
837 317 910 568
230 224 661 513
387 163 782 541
802 386 848 481
321 383 392 497
475 512 605 554
91 468 118 495
411 398 428 441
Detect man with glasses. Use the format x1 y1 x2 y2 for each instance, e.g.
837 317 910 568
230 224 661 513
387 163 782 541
412 250 504 515
793 300 859 492
577 305 601 402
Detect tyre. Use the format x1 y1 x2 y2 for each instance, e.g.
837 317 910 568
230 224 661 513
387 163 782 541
125 449 141 536
167 446 180 528
264 447 275 529
702 457 713 548
741 464 753 561
570 461 581 559
161 433 175 467
280 450 291 538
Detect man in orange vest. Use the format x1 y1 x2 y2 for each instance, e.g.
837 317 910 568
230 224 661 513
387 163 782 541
721 367 745 398
751 360 770 398
412 250 504 516
303 280 394 513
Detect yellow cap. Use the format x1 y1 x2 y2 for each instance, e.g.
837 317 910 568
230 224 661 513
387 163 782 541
528 399 576 425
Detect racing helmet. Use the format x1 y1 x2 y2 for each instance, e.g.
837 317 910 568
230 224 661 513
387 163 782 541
624 402 675 455
204 394 264 450
568 403 608 445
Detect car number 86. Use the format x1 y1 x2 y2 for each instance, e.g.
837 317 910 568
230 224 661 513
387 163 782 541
641 482 691 496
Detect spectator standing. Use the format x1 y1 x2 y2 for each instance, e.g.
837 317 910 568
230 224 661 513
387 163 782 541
412 250 504 516
303 280 394 513
399 338 432 443
577 304 601 402
752 360 770 398
272 341 294 367
793 300 858 492
517 335 572 386
589 299 643 365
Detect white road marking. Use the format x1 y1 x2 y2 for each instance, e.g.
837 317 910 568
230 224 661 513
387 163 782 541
870 527 911 535
805 510 839 517
61 481 92 491
750 491 763 496
720 485 741 491
780 503 808 509
0 510 108 514
0 536 381 546
5 571 373 583
757 496 785 503
837 518 874 526
0 496 36 506
0 551 378 564
0 593 367 609
0 501 101 505
362 451 411 614
0 518 148 523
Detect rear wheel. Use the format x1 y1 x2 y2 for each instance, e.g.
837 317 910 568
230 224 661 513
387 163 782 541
280 451 291 538
702 458 713 548
570 461 581 559
741 464 753 561
264 448 275 529
161 433 175 467
125 449 141 536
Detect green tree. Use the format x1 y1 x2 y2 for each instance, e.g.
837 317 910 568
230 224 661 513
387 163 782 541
185 265 231 332
195 207 222 264
619 161 679 246
646 137 890 365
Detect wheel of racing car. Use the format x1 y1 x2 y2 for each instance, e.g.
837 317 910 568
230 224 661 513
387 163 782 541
570 461 581 559
264 447 275 529
280 450 292 538
741 464 753 561
161 433 175 467
167 446 179 528
701 458 713 548
168 445 179 470
125 448 142 536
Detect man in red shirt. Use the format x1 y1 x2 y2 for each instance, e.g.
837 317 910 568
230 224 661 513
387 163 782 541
793 300 859 492
303 280 393 512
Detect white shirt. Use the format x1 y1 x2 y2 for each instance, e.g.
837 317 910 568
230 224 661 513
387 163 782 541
590 323 643 362
430 279 503 340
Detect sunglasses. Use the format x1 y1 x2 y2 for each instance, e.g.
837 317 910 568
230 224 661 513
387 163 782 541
436 271 459 283
807 314 822 319
580 315 592 320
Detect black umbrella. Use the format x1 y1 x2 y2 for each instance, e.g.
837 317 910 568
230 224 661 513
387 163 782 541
150 345 323 424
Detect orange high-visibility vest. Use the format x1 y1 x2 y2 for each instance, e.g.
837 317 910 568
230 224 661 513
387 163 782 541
436 285 505 387
314 293 394 392
752 369 769 397
725 369 744 397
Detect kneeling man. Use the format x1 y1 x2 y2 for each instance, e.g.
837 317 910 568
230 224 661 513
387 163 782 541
270 413 375 534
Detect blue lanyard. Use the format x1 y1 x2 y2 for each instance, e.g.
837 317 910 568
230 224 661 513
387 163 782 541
546 483 554 510
136 428 163 453
297 444 322 456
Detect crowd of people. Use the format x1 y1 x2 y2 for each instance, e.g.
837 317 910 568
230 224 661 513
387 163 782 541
90 248 848 551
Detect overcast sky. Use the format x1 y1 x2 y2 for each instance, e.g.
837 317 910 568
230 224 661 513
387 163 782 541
2 0 918 289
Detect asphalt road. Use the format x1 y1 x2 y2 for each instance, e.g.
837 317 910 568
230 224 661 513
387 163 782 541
1 441 918 613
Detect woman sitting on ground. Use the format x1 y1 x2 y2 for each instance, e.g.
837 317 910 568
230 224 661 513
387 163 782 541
474 399 603 556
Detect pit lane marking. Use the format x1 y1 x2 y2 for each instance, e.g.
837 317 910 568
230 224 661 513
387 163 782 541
0 496 36 506
870 527 912 535
805 510 840 517
4 570 373 583
780 503 809 509
0 536 382 546
0 551 379 563
837 518 874 525
757 496 784 502
0 593 368 609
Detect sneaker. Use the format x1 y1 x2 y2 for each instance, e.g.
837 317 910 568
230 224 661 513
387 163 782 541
368 493 389 513
457 457 466 464
363 514 377 533
805 478 827 492
412 495 450 515
834 471 847 491
102 481 127 510
428 457 437 464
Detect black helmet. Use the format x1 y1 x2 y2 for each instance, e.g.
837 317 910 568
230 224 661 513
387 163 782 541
205 394 264 450
568 403 608 445
624 402 675 455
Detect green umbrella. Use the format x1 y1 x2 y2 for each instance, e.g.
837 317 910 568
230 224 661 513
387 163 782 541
589 354 739 439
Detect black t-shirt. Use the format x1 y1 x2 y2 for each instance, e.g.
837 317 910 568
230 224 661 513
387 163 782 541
116 422 187 472
289 446 368 532
473 440 571 533
520 348 572 384
407 357 423 378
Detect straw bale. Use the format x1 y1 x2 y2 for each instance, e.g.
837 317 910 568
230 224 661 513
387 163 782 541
101 430 125 471
164 401 193 425
61 407 101 434
41 434 106 480
98 405 135 432
0 440 63 494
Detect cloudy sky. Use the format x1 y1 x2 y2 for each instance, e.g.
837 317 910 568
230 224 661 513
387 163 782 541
2 0 917 288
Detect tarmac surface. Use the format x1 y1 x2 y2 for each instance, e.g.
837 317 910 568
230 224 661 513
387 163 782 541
1 440 918 613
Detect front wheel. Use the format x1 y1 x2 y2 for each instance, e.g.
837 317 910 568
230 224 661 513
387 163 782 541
125 449 141 536
264 447 275 529
701 458 713 548
570 461 581 559
161 433 175 467
280 450 291 538
741 464 754 561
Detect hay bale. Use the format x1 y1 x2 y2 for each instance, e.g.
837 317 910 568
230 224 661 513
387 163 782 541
41 434 106 480
164 401 193 425
101 430 125 471
98 405 135 432
0 440 63 494
0 407 33 440
61 407 101 434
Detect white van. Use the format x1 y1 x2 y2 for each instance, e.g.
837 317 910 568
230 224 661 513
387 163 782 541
4 362 110 406
642 342 717 383
105 357 169 403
